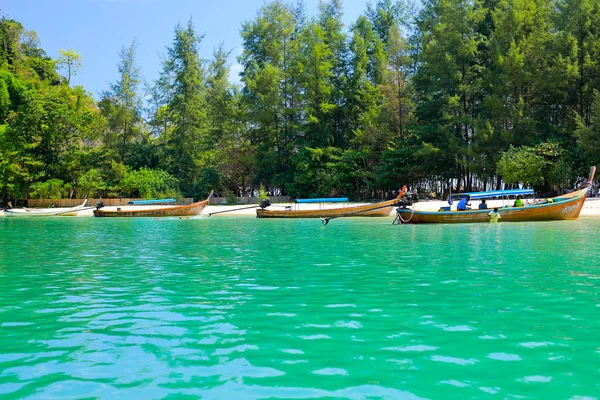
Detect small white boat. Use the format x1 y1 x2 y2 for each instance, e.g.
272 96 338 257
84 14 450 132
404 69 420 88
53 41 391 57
4 200 88 217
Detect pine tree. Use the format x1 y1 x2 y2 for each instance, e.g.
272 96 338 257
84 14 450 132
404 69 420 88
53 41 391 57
166 19 208 194
413 0 486 191
318 0 350 147
239 1 303 192
99 39 142 163
299 21 335 148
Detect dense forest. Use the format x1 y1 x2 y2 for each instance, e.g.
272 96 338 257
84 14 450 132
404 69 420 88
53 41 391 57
1 0 599 203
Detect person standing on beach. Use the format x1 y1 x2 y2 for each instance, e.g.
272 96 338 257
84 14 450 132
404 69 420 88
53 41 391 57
489 207 501 223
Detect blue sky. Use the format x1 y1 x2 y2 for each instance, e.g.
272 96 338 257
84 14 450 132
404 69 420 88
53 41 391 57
2 0 372 99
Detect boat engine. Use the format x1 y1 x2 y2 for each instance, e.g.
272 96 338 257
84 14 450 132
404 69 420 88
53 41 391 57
260 199 271 209
395 198 412 208
96 201 104 210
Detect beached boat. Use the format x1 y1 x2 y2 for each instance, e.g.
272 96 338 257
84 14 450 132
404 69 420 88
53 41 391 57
93 192 213 218
4 200 88 217
257 187 406 219
396 167 596 224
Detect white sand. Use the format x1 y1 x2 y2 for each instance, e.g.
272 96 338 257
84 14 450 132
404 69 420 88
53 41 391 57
2 198 600 217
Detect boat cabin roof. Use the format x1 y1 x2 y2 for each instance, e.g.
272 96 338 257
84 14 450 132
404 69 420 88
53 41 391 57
450 189 534 201
296 197 349 203
127 198 177 205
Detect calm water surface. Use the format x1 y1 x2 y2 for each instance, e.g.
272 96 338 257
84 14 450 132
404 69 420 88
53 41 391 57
1 216 599 399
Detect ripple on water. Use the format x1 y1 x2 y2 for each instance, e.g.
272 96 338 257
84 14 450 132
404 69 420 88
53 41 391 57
487 353 522 361
430 355 479 366
384 345 438 352
441 380 470 388
521 375 553 383
299 334 331 340
1 217 600 398
519 341 554 348
312 368 348 376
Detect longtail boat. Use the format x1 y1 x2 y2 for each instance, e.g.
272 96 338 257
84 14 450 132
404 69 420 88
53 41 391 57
93 192 213 218
4 200 88 217
395 167 596 224
257 187 406 219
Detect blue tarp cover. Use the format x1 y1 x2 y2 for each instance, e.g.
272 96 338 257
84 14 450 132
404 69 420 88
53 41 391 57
452 189 534 200
296 197 349 203
127 198 177 205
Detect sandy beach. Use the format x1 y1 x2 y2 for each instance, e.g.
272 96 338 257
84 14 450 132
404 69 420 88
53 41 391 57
4 197 600 218
203 198 600 217
199 198 600 217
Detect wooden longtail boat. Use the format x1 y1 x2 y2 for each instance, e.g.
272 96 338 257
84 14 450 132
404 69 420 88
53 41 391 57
92 192 213 218
396 167 596 224
256 187 406 219
4 200 88 217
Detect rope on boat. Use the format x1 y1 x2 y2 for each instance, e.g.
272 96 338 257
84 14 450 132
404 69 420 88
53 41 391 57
208 199 271 216
397 208 415 223
321 202 396 226
322 186 408 226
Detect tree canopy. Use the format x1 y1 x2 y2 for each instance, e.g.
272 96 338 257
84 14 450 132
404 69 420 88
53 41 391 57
1 0 598 204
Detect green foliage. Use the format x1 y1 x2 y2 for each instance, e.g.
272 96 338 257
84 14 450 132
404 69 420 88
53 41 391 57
30 179 70 200
120 167 180 199
287 147 342 198
225 190 237 205
376 145 423 190
77 169 105 197
240 1 303 191
2 1 599 203
497 146 547 189
99 40 142 164
258 184 269 201
166 20 209 193
574 91 600 165
196 167 220 199
56 49 82 84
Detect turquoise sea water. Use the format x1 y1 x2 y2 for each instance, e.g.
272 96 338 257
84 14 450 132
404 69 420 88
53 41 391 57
1 216 599 399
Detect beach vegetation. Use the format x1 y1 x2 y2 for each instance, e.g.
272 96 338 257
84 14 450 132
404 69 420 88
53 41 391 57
1 0 599 203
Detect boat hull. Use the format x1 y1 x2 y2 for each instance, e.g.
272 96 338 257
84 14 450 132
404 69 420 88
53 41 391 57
93 200 208 218
396 190 588 224
256 204 395 218
5 210 81 217
257 188 405 219
4 201 88 217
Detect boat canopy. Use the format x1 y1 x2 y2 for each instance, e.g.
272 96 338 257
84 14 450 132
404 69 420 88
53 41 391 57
127 198 177 205
296 197 349 204
451 189 534 201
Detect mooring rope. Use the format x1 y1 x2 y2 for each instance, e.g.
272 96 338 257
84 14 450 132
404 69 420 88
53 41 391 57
397 208 415 223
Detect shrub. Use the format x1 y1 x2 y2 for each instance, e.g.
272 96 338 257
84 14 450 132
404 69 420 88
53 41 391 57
121 168 180 199
225 190 237 205
258 184 269 201
77 169 105 197
30 179 69 200
120 168 180 199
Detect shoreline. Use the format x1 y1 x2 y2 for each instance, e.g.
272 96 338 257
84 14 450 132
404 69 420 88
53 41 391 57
2 197 600 218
